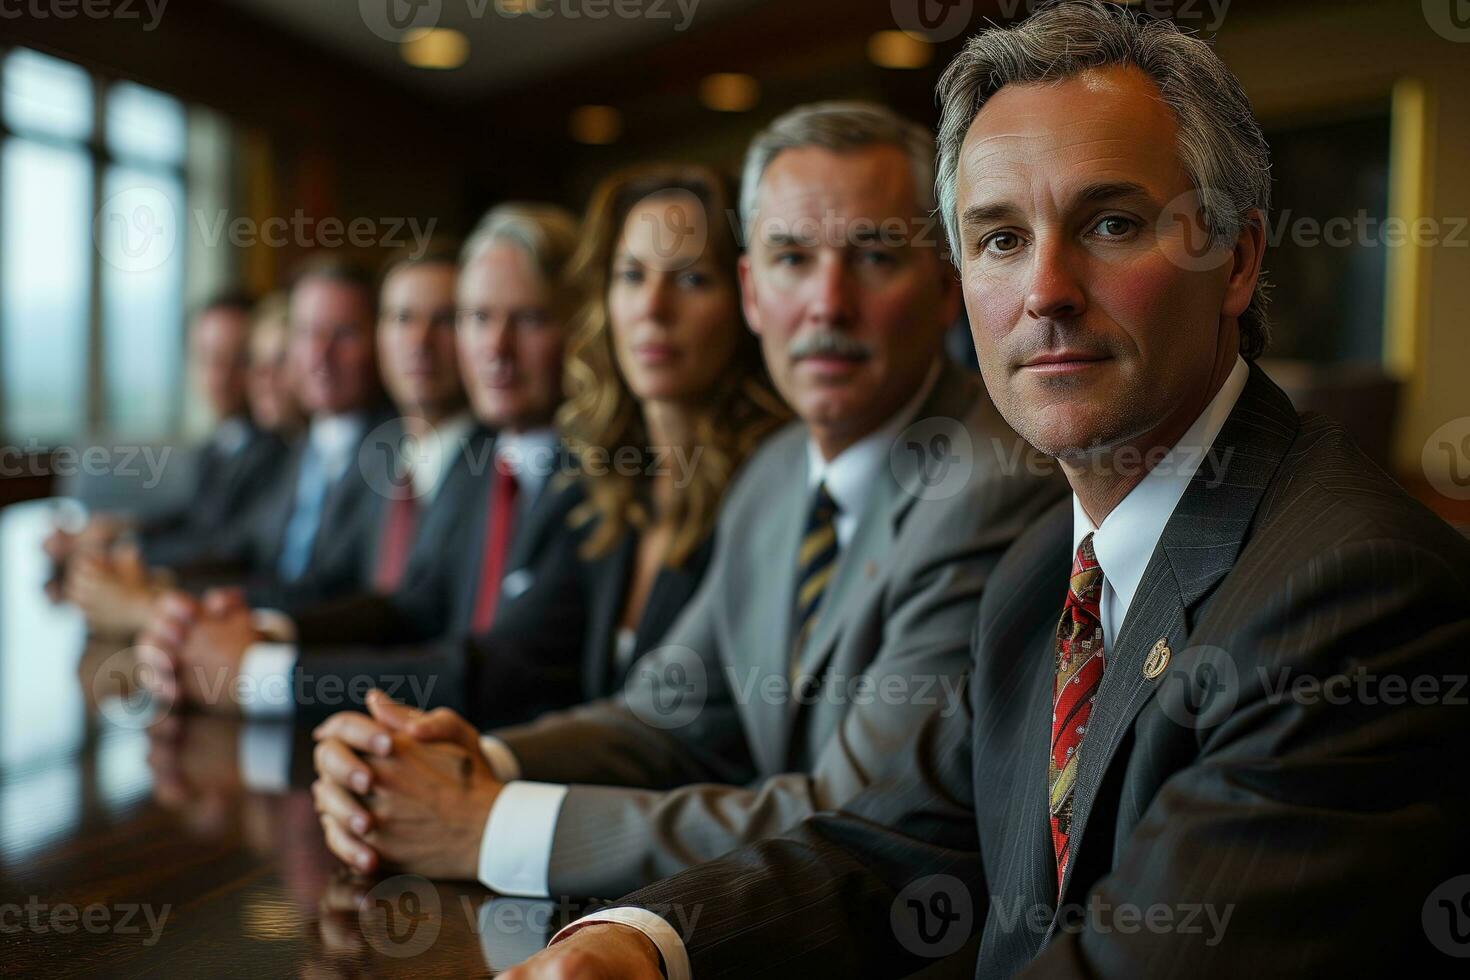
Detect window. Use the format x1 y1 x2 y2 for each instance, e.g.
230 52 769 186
0 47 234 446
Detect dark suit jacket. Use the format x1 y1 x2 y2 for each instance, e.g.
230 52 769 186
621 364 1470 977
139 419 286 567
165 408 394 608
284 442 591 726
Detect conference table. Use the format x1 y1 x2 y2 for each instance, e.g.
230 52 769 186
0 500 569 977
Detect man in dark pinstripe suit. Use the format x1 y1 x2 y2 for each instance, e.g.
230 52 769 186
504 3 1470 977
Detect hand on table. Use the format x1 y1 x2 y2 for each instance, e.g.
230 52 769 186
500 924 665 980
137 590 264 714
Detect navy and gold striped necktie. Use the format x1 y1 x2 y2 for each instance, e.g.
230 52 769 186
792 482 840 669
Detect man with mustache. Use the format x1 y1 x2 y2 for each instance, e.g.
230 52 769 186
498 3 1470 977
308 101 1064 899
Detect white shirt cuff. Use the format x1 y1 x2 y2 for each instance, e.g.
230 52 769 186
551 907 690 980
478 735 522 781
251 609 298 642
237 643 298 719
237 722 293 793
476 781 568 898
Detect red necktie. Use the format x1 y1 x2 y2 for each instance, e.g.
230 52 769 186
372 493 419 593
1048 533 1105 896
470 461 519 635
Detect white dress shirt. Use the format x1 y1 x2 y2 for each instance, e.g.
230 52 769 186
472 363 941 901
554 356 1250 978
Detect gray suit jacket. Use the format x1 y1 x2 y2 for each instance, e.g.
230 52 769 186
492 363 1066 899
621 364 1470 977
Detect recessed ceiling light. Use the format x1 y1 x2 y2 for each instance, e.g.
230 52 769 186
699 73 760 113
401 28 469 70
570 105 622 145
867 30 932 70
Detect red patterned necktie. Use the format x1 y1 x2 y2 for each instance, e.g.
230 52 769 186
1048 532 1105 896
470 459 519 635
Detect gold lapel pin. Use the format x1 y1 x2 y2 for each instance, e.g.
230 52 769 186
1143 638 1171 679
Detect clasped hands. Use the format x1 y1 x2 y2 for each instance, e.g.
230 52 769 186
135 587 263 713
310 690 502 881
311 692 664 980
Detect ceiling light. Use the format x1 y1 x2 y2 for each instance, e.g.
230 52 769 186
570 105 622 145
401 28 469 70
699 73 760 113
867 30 932 70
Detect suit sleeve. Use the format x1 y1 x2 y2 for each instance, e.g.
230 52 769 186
606 675 985 977
540 467 1049 899
1022 536 1470 978
491 568 756 792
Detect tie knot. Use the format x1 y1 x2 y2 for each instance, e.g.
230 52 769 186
811 482 839 521
1070 533 1102 603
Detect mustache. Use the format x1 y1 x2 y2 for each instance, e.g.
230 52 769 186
788 331 874 362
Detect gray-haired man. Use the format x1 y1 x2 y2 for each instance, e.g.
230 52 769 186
504 2 1470 977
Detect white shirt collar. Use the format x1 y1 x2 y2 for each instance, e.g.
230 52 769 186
1071 356 1249 648
309 412 366 483
408 412 475 502
805 358 941 546
495 427 559 499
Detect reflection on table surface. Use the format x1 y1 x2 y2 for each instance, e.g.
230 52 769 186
0 500 565 977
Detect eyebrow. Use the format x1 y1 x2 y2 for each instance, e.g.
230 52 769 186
960 181 1158 231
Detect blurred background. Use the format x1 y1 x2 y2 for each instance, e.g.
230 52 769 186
1 0 1468 518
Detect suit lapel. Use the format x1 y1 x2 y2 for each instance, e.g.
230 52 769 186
585 531 636 698
1049 364 1301 912
791 364 980 687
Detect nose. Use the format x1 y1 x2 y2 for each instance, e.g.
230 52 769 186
483 317 516 361
638 276 674 325
1024 237 1086 321
806 254 855 327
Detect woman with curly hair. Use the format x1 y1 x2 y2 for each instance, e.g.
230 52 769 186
557 162 789 695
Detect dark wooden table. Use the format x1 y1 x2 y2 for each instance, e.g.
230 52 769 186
0 500 567 977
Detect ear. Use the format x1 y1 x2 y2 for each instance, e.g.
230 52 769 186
1221 207 1266 321
737 255 762 337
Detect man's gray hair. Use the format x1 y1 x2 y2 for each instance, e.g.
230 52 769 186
739 101 937 237
936 0 1273 358
460 201 580 286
